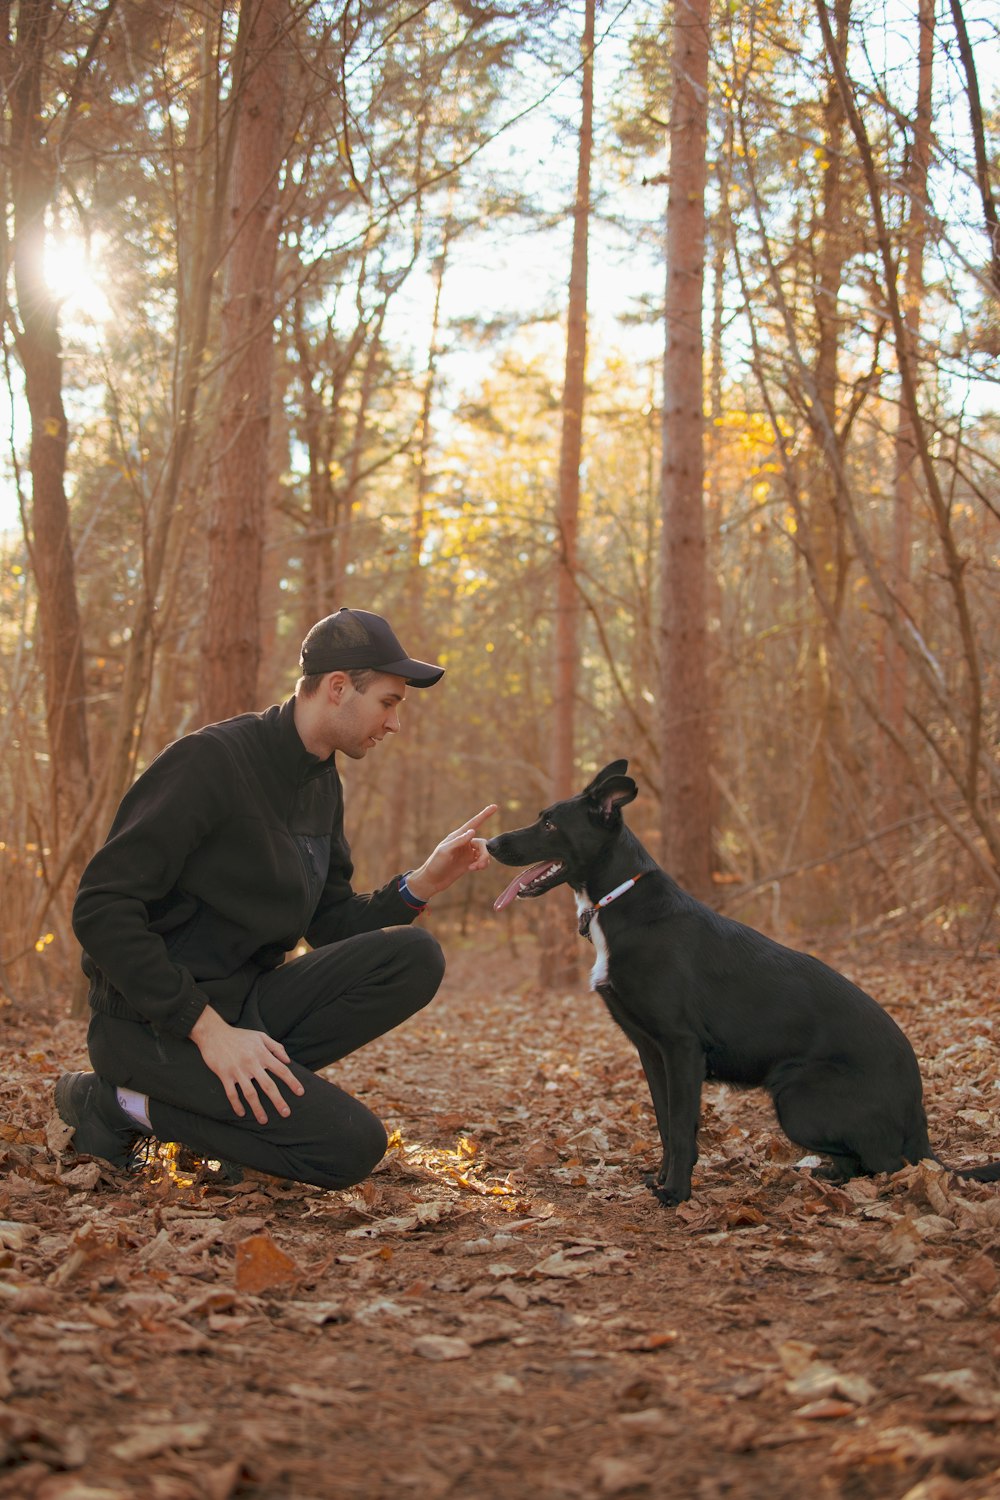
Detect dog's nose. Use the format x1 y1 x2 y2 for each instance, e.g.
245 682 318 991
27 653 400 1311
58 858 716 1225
484 837 499 855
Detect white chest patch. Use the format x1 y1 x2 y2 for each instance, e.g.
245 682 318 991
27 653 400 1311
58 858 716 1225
574 892 609 990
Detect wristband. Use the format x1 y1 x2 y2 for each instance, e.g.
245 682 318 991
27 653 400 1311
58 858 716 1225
398 871 428 910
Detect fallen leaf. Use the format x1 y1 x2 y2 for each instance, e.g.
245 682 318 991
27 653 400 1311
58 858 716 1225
531 1248 592 1278
57 1161 103 1191
0 1409 87 1469
233 1232 300 1294
792 1398 858 1420
726 1203 766 1227
918 1368 1000 1406
621 1332 679 1352
412 1334 473 1361
776 1340 818 1378
44 1116 75 1155
524 1141 560 1166
962 1253 998 1296
897 1479 965 1500
110 1420 212 1463
881 1215 924 1269
355 1297 414 1322
785 1361 876 1406
615 1408 672 1432
593 1455 651 1494
344 1201 455 1239
35 1483 123 1500
178 1288 242 1321
0 1220 36 1250
282 1300 347 1328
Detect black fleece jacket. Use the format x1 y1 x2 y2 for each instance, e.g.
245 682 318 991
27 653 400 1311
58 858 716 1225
73 697 419 1038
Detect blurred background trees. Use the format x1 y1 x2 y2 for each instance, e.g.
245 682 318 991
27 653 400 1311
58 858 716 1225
1 0 998 1002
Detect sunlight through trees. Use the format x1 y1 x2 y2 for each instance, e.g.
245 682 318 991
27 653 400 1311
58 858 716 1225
2 0 998 997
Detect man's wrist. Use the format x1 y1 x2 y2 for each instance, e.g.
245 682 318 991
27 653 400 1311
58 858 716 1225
400 868 432 906
190 1003 225 1045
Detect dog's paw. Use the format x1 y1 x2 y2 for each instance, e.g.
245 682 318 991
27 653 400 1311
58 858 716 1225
649 1180 690 1207
810 1163 849 1183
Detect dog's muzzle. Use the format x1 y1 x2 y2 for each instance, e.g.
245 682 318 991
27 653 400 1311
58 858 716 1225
491 860 566 911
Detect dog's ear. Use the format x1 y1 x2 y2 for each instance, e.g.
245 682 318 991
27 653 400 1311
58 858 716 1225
589 774 638 822
584 759 629 795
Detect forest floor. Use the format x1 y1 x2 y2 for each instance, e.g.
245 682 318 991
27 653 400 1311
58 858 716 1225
2 927 1000 1500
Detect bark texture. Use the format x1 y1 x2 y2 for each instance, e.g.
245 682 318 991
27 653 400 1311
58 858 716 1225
658 0 712 899
199 0 290 721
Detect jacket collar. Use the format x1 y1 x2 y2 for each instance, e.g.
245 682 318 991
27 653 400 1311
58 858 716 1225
274 696 338 781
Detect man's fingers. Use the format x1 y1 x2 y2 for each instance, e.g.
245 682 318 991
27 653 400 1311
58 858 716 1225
243 1082 269 1126
254 1069 292 1120
464 804 499 832
446 807 499 846
268 1057 305 1100
263 1037 304 1093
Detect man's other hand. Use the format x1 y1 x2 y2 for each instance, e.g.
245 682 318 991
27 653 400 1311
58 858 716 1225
190 1006 306 1123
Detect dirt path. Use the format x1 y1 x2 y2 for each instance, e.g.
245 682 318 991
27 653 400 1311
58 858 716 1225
2 934 1000 1499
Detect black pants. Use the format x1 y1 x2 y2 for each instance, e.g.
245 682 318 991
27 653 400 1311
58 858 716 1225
86 925 444 1189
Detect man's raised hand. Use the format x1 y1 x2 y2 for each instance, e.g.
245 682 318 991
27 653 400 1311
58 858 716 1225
405 804 499 901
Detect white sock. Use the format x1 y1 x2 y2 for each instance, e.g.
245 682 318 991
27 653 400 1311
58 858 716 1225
116 1087 152 1134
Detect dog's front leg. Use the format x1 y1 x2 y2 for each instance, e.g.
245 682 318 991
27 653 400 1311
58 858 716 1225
631 1033 672 1185
655 1035 706 1206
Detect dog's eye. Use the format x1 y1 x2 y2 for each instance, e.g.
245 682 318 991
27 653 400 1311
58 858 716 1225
542 817 556 832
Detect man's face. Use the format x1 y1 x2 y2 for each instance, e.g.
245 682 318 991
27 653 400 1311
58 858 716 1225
333 672 407 759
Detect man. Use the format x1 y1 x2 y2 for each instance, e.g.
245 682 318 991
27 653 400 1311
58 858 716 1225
56 607 496 1190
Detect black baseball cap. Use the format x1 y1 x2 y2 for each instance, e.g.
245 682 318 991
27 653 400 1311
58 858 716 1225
299 608 445 688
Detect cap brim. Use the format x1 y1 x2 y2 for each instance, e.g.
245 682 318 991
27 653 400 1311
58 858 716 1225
379 657 445 688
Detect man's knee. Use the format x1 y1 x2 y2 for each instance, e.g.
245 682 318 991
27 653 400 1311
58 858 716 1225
389 924 445 1007
313 1104 388 1191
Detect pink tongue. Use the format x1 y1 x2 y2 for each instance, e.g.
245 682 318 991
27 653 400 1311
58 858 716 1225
493 862 555 913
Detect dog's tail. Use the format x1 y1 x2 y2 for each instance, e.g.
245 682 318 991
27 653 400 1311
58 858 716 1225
952 1160 1000 1183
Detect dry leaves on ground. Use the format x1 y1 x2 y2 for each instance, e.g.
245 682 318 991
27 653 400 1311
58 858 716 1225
2 934 1000 1498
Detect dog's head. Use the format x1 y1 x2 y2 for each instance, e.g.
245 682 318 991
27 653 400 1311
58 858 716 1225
486 760 638 909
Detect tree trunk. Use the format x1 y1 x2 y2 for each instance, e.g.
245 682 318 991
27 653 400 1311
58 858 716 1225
551 0 595 804
658 0 712 900
199 0 291 721
882 0 934 781
947 0 1000 299
798 0 852 923
387 224 452 876
9 0 93 863
100 1 227 826
542 0 595 987
815 0 999 885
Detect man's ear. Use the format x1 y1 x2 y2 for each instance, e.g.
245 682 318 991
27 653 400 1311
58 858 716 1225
589 774 638 822
326 671 350 704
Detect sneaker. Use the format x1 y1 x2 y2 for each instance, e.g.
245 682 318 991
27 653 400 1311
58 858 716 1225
54 1071 150 1171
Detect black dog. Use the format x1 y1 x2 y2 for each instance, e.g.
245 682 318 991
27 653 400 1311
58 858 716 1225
487 760 1000 1206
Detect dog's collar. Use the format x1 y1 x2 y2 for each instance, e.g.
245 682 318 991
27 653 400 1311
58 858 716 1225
578 872 648 941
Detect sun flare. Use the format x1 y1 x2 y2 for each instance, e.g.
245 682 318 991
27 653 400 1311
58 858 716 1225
44 235 112 323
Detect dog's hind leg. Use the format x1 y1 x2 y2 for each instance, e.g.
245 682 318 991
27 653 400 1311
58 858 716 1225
773 1091 864 1180
772 1070 913 1180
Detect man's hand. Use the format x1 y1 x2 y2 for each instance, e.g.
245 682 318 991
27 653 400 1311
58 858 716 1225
190 1005 306 1124
405 805 499 902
